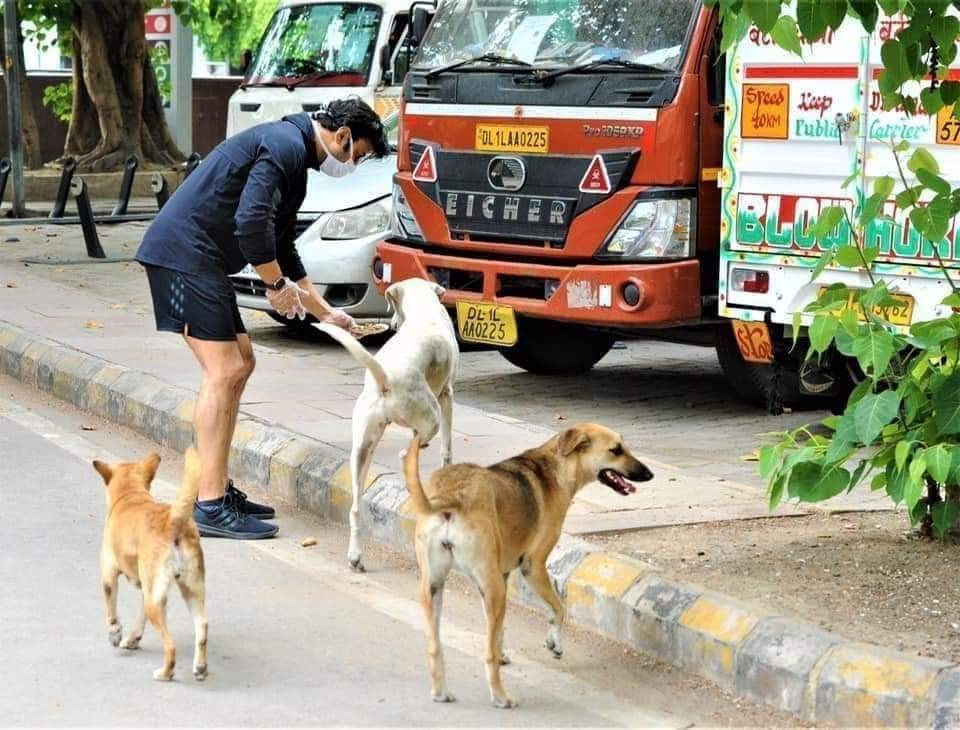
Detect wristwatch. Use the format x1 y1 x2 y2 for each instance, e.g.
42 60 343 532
267 276 287 292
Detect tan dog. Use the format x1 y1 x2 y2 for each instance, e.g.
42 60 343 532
402 423 653 708
94 448 207 681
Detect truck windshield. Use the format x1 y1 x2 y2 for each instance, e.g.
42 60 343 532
414 0 696 72
244 3 383 88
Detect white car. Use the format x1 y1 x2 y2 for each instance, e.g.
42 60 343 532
231 111 398 326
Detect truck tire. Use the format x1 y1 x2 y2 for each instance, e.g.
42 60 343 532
500 319 614 375
714 324 810 411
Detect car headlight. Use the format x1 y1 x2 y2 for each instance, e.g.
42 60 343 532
319 199 391 240
391 183 423 241
596 195 695 260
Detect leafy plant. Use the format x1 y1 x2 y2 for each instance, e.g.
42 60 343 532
41 80 72 123
762 144 960 538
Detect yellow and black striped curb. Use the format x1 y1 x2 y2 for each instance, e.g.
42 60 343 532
3 320 959 727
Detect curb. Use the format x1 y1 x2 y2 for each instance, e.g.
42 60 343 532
2 319 957 727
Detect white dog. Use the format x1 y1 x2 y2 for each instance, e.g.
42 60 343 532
316 277 458 572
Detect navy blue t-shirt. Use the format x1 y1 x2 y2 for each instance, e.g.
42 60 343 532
136 113 319 281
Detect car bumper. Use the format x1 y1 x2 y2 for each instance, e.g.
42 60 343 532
374 240 702 328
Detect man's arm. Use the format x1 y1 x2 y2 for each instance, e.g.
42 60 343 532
235 156 287 286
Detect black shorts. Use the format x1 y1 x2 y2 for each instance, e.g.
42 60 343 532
144 264 247 341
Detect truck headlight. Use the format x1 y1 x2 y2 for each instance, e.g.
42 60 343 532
320 199 391 240
391 183 423 241
596 195 695 260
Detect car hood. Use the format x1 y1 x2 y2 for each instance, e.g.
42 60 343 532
300 154 396 214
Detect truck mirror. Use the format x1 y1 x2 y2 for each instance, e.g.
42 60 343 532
379 44 393 85
411 7 432 45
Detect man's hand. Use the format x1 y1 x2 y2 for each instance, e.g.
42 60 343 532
266 278 308 320
323 308 356 330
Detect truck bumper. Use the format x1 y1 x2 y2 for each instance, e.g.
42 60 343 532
375 241 702 328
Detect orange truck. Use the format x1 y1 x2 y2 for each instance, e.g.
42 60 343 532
374 0 799 406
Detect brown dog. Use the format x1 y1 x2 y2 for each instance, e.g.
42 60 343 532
402 423 653 708
94 448 207 681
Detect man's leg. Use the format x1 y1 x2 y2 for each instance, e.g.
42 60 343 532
184 332 276 539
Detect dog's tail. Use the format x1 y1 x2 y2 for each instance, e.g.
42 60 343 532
169 447 202 536
315 323 390 394
402 435 460 516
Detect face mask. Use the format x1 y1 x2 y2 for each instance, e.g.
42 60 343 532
319 130 356 178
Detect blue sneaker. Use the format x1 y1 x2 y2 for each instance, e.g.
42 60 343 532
226 481 276 520
193 490 278 540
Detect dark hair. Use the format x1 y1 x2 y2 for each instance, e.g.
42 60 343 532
312 98 389 158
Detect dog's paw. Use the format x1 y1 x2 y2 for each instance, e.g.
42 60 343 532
432 691 456 703
153 668 174 682
348 556 366 573
193 664 208 681
120 634 142 650
492 695 517 709
108 622 123 647
499 653 512 666
545 638 563 659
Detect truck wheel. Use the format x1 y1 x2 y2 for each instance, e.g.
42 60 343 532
500 319 614 375
714 324 810 412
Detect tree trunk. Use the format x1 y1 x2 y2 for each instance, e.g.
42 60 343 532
15 26 42 169
64 0 185 172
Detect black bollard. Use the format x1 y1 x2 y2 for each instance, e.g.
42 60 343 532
151 173 169 210
184 152 201 179
0 158 10 209
49 156 76 219
111 154 139 217
71 177 106 259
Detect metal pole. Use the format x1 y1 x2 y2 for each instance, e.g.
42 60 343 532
71 177 106 259
150 173 169 210
3 0 25 217
0 157 9 210
111 154 138 217
49 156 76 219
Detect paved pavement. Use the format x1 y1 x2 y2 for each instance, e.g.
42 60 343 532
0 376 792 727
0 223 889 534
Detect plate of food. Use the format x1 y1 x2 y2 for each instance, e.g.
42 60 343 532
349 322 390 339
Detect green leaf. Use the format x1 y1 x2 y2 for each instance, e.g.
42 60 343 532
932 502 960 539
822 0 848 30
847 378 873 408
858 193 886 227
930 15 960 52
925 444 952 484
810 206 844 241
920 87 945 116
933 374 960 435
908 147 940 176
896 185 924 208
910 498 929 527
943 292 960 308
824 436 856 466
791 310 803 344
880 39 910 88
850 0 880 32
896 440 913 471
810 247 834 282
910 198 953 243
871 472 887 491
769 472 786 511
910 319 957 348
916 168 952 196
759 444 780 479
905 456 927 510
808 464 852 501
853 326 895 376
797 0 828 41
744 0 783 33
836 411 861 443
886 462 907 504
721 9 752 53
840 307 860 336
769 16 803 56
873 175 895 199
854 390 901 444
787 461 821 501
809 314 839 354
835 244 865 268
942 81 960 106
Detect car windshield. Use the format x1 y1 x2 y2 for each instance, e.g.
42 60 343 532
414 0 695 72
244 3 383 87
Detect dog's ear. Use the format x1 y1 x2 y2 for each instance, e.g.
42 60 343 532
140 452 161 485
430 281 446 299
92 459 113 485
384 282 402 313
559 427 591 457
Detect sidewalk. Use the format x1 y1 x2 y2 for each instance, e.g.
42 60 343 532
5 224 953 727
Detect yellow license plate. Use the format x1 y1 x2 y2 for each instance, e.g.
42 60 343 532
475 124 549 154
818 287 915 326
731 320 774 363
456 301 518 347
